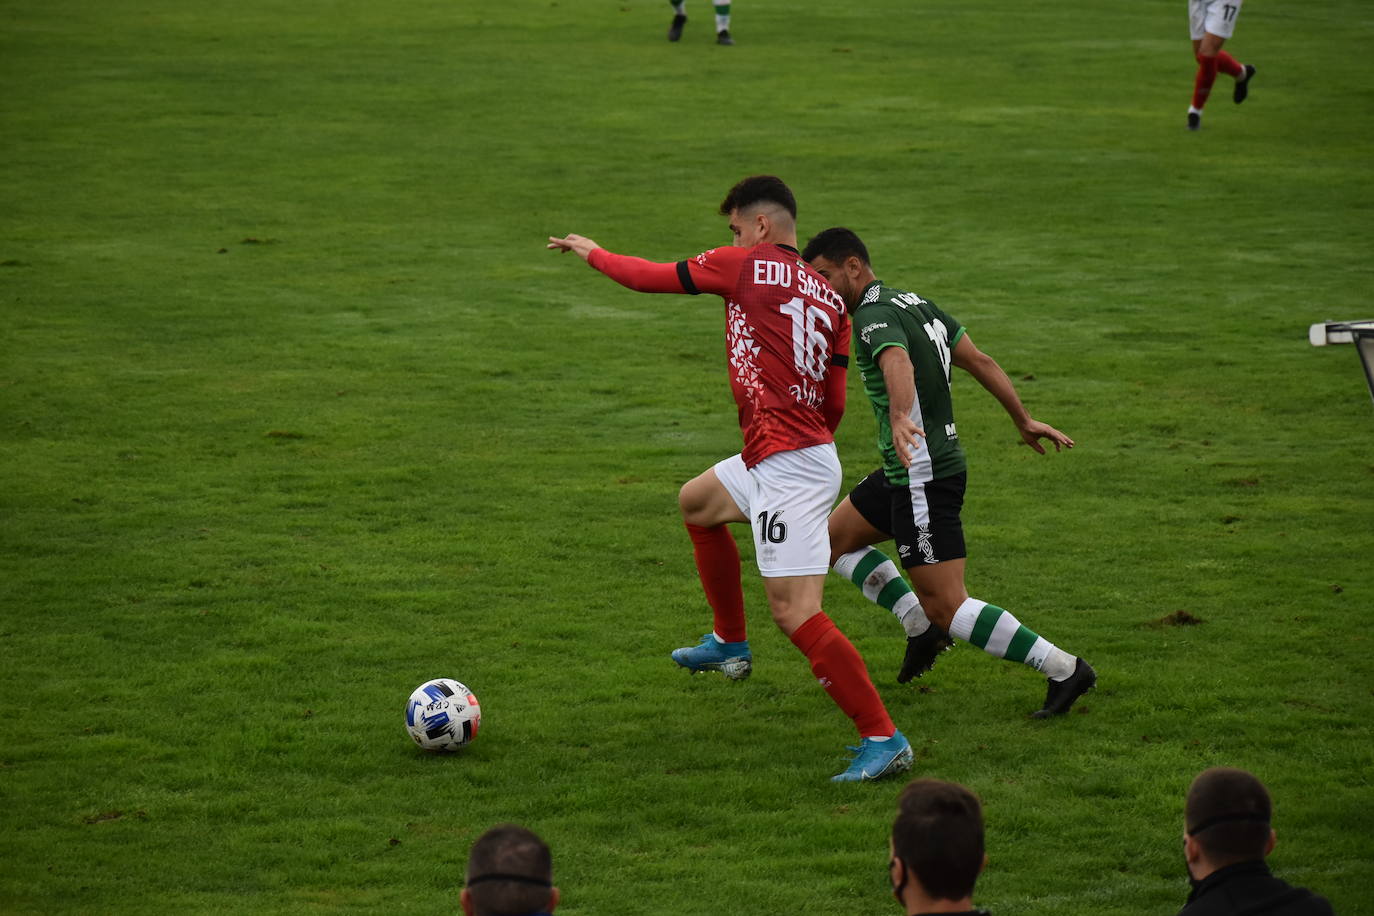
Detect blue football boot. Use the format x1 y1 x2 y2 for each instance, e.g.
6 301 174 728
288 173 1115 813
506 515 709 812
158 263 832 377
671 633 752 680
831 730 913 783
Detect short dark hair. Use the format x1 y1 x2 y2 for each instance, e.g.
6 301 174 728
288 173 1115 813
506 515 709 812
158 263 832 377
465 824 554 916
891 779 984 901
719 175 797 220
801 226 870 267
1186 768 1273 864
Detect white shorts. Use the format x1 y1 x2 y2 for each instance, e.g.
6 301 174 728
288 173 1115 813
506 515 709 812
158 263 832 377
1189 0 1242 41
712 442 841 578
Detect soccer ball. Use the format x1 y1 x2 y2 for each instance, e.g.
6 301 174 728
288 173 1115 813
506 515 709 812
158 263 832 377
405 678 481 752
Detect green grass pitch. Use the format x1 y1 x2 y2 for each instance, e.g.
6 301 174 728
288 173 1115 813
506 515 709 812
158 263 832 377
2 0 1372 913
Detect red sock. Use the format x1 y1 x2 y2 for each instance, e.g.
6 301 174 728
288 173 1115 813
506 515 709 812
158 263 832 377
1216 51 1243 78
1192 54 1219 109
789 612 894 738
686 524 747 643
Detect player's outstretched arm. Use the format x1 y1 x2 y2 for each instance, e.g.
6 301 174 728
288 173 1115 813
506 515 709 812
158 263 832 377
547 234 600 261
951 334 1075 454
547 234 687 294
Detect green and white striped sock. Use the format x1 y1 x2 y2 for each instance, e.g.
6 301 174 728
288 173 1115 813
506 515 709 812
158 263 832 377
669 0 685 14
833 547 930 637
949 597 1075 680
714 2 731 31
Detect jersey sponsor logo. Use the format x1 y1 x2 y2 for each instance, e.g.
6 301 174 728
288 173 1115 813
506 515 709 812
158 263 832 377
789 381 823 409
945 422 957 439
695 249 717 267
860 321 889 344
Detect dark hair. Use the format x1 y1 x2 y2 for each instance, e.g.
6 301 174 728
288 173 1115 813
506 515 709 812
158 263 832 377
719 175 797 220
801 226 870 267
1186 768 1272 864
465 824 554 916
891 779 984 901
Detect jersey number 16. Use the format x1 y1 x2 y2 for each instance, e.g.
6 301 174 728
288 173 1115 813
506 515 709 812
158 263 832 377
780 296 834 381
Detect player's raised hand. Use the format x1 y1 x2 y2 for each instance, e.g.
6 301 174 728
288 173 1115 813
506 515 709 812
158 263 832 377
890 414 926 468
1018 419 1074 454
546 234 599 261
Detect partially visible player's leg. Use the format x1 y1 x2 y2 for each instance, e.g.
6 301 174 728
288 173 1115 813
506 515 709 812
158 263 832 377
947 595 1095 718
909 563 1096 717
1188 0 1245 127
766 569 895 740
1190 46 1220 125
752 446 906 764
1215 50 1243 78
667 0 687 41
1231 60 1256 104
896 472 1094 715
903 552 1067 674
673 462 751 676
1189 33 1226 128
942 589 1074 679
770 575 908 769
783 604 894 738
714 2 733 44
830 488 931 638
769 578 911 783
683 522 746 643
830 489 950 683
833 545 928 636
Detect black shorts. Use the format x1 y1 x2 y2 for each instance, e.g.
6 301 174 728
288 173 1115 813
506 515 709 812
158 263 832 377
848 469 967 568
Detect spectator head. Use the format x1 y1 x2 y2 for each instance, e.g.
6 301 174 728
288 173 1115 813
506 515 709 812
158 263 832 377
1184 767 1277 880
461 824 559 916
890 778 986 909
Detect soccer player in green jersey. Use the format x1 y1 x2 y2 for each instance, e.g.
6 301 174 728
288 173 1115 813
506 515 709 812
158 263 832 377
802 227 1096 718
666 0 733 45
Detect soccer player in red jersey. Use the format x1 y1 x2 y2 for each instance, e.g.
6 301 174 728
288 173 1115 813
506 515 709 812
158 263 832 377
1186 0 1257 131
548 176 911 782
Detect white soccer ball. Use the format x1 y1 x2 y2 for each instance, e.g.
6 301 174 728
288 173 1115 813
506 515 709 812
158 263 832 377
405 678 481 752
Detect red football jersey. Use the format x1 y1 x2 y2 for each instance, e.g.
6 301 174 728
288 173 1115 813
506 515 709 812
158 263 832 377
680 244 851 467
